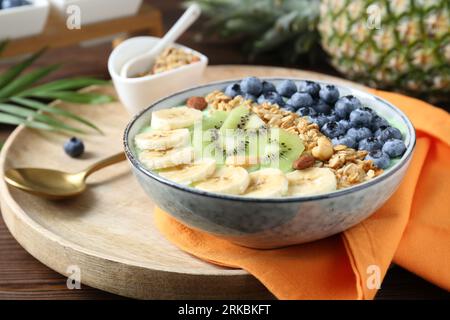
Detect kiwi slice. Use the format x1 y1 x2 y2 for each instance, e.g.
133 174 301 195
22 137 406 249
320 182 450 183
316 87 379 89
245 114 266 130
202 110 228 130
260 128 304 173
220 105 250 132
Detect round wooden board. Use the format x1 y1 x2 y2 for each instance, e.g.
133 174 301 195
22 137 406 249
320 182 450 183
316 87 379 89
0 66 366 299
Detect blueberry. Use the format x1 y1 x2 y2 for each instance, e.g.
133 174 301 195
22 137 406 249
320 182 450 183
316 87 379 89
358 137 382 152
349 108 373 127
242 93 257 101
240 77 262 96
321 121 346 138
366 150 391 169
334 95 361 119
296 107 317 117
346 127 372 142
64 137 84 158
2 0 28 9
287 92 313 109
224 83 241 98
261 80 276 93
375 126 403 143
382 139 406 158
297 80 320 98
319 84 340 104
312 99 332 115
276 80 297 97
309 115 329 128
332 135 357 149
327 114 338 123
371 114 390 131
283 105 297 113
257 91 284 106
338 119 351 131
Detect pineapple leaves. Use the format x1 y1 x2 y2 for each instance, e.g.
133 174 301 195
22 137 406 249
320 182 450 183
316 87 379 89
0 44 113 134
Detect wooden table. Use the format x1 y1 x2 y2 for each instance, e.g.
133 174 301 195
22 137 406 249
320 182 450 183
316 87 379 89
0 0 449 300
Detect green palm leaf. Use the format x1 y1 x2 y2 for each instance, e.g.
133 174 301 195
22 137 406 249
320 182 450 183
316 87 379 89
0 43 113 134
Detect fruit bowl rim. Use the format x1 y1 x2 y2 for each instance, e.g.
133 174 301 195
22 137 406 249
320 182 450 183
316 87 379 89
123 77 416 203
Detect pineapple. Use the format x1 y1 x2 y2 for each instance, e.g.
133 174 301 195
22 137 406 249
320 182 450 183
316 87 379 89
190 0 449 101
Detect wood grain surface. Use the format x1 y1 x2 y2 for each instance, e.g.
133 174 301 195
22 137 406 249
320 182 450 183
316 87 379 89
0 0 448 300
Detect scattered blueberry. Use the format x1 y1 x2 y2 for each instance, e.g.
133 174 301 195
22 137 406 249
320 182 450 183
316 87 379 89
224 83 241 98
321 121 346 138
319 84 340 104
332 135 357 149
261 80 276 93
382 139 406 158
338 119 351 131
257 91 284 106
371 114 390 131
287 92 313 109
346 127 372 142
358 137 382 152
309 115 329 128
2 0 29 9
366 150 391 169
334 95 361 119
240 77 262 96
349 108 373 127
375 126 403 143
312 99 332 115
297 80 320 98
64 137 85 158
276 80 297 97
283 105 297 113
296 107 317 117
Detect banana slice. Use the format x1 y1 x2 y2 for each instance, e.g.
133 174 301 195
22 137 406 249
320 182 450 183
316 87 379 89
151 106 202 130
138 147 194 170
159 158 216 185
135 128 190 151
243 168 288 198
195 166 249 195
286 167 337 196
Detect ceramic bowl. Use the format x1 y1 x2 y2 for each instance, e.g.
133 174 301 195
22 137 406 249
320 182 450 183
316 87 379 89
124 79 416 249
0 0 49 40
49 0 142 25
108 36 208 116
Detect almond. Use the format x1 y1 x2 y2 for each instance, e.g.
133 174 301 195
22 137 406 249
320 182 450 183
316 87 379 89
187 96 207 111
293 154 315 170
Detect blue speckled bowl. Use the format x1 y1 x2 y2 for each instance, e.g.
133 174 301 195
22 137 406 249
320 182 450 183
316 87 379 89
124 79 416 249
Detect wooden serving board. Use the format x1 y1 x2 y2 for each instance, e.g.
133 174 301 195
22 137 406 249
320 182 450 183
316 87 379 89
0 66 365 299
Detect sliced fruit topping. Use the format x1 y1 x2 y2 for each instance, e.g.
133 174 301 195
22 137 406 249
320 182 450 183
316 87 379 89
195 166 249 195
201 110 228 130
138 146 194 170
243 168 288 198
244 113 266 130
220 105 250 132
286 167 337 196
260 128 305 173
134 128 190 151
151 106 202 130
159 158 216 185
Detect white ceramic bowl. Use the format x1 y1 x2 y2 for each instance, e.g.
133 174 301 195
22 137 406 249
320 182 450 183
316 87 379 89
49 0 142 25
108 36 208 116
0 0 49 40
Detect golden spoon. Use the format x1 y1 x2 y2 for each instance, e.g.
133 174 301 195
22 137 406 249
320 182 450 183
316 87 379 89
4 152 126 199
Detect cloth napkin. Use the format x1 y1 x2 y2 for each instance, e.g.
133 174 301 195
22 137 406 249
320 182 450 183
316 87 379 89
154 90 450 299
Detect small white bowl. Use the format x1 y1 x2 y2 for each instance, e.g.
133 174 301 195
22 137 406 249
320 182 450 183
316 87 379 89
49 0 142 25
108 36 208 116
0 0 50 40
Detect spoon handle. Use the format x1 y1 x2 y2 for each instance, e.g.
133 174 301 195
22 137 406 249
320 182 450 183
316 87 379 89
83 152 127 178
149 4 201 57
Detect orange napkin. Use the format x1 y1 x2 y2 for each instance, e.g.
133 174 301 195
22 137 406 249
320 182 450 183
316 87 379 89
155 90 450 299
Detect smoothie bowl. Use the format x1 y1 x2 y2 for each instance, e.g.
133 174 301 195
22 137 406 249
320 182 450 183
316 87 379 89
124 77 415 249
